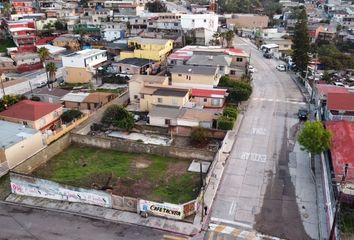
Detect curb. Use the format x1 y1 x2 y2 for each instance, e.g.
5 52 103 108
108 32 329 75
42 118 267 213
1 199 196 237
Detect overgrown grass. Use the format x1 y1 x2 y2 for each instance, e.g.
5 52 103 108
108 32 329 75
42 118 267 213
341 204 354 234
0 38 15 52
33 145 200 204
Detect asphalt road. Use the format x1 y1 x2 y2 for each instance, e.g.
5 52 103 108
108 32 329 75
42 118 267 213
0 202 184 240
207 37 315 240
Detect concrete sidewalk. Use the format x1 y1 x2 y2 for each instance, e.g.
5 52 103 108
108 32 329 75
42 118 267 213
6 194 200 237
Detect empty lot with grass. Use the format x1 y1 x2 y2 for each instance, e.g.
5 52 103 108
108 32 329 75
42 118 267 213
32 145 201 204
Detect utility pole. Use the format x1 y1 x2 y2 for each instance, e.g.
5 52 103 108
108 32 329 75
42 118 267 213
329 163 349 240
0 74 5 97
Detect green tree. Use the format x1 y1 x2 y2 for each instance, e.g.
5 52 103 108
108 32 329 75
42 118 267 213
321 71 331 83
2 2 13 16
191 127 209 145
298 121 331 172
318 44 354 70
292 8 310 74
38 47 50 85
225 30 235 48
101 105 135 130
54 21 66 31
61 109 83 124
145 0 167 12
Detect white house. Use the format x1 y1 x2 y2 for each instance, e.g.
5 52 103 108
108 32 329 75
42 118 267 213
62 49 107 69
103 28 124 41
181 14 218 32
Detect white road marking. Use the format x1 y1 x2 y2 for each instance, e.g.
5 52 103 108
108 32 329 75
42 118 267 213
252 97 306 105
251 128 266 135
241 152 267 163
228 200 236 215
210 217 253 229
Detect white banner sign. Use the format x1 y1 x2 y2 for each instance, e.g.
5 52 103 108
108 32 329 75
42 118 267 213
138 199 184 220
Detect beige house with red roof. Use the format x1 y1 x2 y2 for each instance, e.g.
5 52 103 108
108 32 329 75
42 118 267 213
0 100 63 131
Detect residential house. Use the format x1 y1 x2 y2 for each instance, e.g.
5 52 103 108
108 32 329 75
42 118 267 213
315 84 349 108
34 17 58 31
103 28 125 42
53 34 81 51
12 0 35 14
128 75 168 103
148 106 216 128
80 8 112 28
9 27 36 47
308 24 325 43
12 53 40 66
140 87 190 112
0 57 16 74
342 15 354 29
226 14 269 29
325 92 354 122
186 55 231 76
317 30 336 43
26 88 70 104
177 108 215 129
60 92 90 110
120 37 174 62
0 100 63 131
112 58 155 75
62 49 107 83
0 120 46 171
191 88 227 108
263 38 293 56
325 120 354 200
147 13 182 33
148 105 180 127
60 92 116 111
181 14 218 32
105 1 145 15
169 65 220 89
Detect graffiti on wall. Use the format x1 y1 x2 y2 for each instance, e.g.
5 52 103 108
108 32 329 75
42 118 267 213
10 173 112 208
111 195 137 212
138 199 184 220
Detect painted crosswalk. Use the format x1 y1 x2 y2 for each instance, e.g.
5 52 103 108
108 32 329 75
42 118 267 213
206 219 285 240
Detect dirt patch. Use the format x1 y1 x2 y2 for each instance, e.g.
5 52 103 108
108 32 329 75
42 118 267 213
112 177 153 199
167 161 189 176
135 159 152 169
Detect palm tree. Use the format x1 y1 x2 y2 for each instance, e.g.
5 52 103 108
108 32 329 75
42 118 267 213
225 30 235 48
38 47 50 86
46 62 57 88
219 32 226 48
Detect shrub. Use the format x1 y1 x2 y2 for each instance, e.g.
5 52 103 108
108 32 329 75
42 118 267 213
61 109 83 124
101 105 135 130
191 127 209 145
223 106 238 119
217 116 235 130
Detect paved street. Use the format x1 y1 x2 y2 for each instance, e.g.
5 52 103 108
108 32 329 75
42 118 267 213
0 202 186 240
207 37 320 240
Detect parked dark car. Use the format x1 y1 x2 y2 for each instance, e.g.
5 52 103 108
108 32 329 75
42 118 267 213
298 108 309 121
263 52 272 59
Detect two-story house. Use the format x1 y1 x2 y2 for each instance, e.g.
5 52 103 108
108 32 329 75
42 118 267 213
140 87 190 112
170 65 220 89
120 37 174 62
128 75 169 103
12 0 35 14
0 100 63 132
62 49 107 83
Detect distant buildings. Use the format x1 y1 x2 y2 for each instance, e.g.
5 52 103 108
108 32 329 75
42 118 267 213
226 14 269 29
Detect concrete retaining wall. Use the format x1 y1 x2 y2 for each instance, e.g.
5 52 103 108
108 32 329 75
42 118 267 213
71 133 215 161
13 134 71 174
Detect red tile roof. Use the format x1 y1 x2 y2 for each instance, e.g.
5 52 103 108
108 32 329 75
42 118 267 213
191 88 227 98
0 100 62 121
317 84 349 96
327 93 354 111
326 121 354 182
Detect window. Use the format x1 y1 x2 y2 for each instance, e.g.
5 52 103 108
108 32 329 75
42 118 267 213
236 58 243 62
284 44 289 48
149 22 153 25
134 95 138 99
178 74 182 77
211 98 221 106
204 98 208 102
157 97 163 103
186 75 188 79
204 19 206 22
165 119 171 125
174 23 178 26
188 76 191 80
192 20 195 22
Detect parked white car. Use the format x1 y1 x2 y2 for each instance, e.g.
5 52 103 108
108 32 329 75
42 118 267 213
248 65 255 73
276 64 286 72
